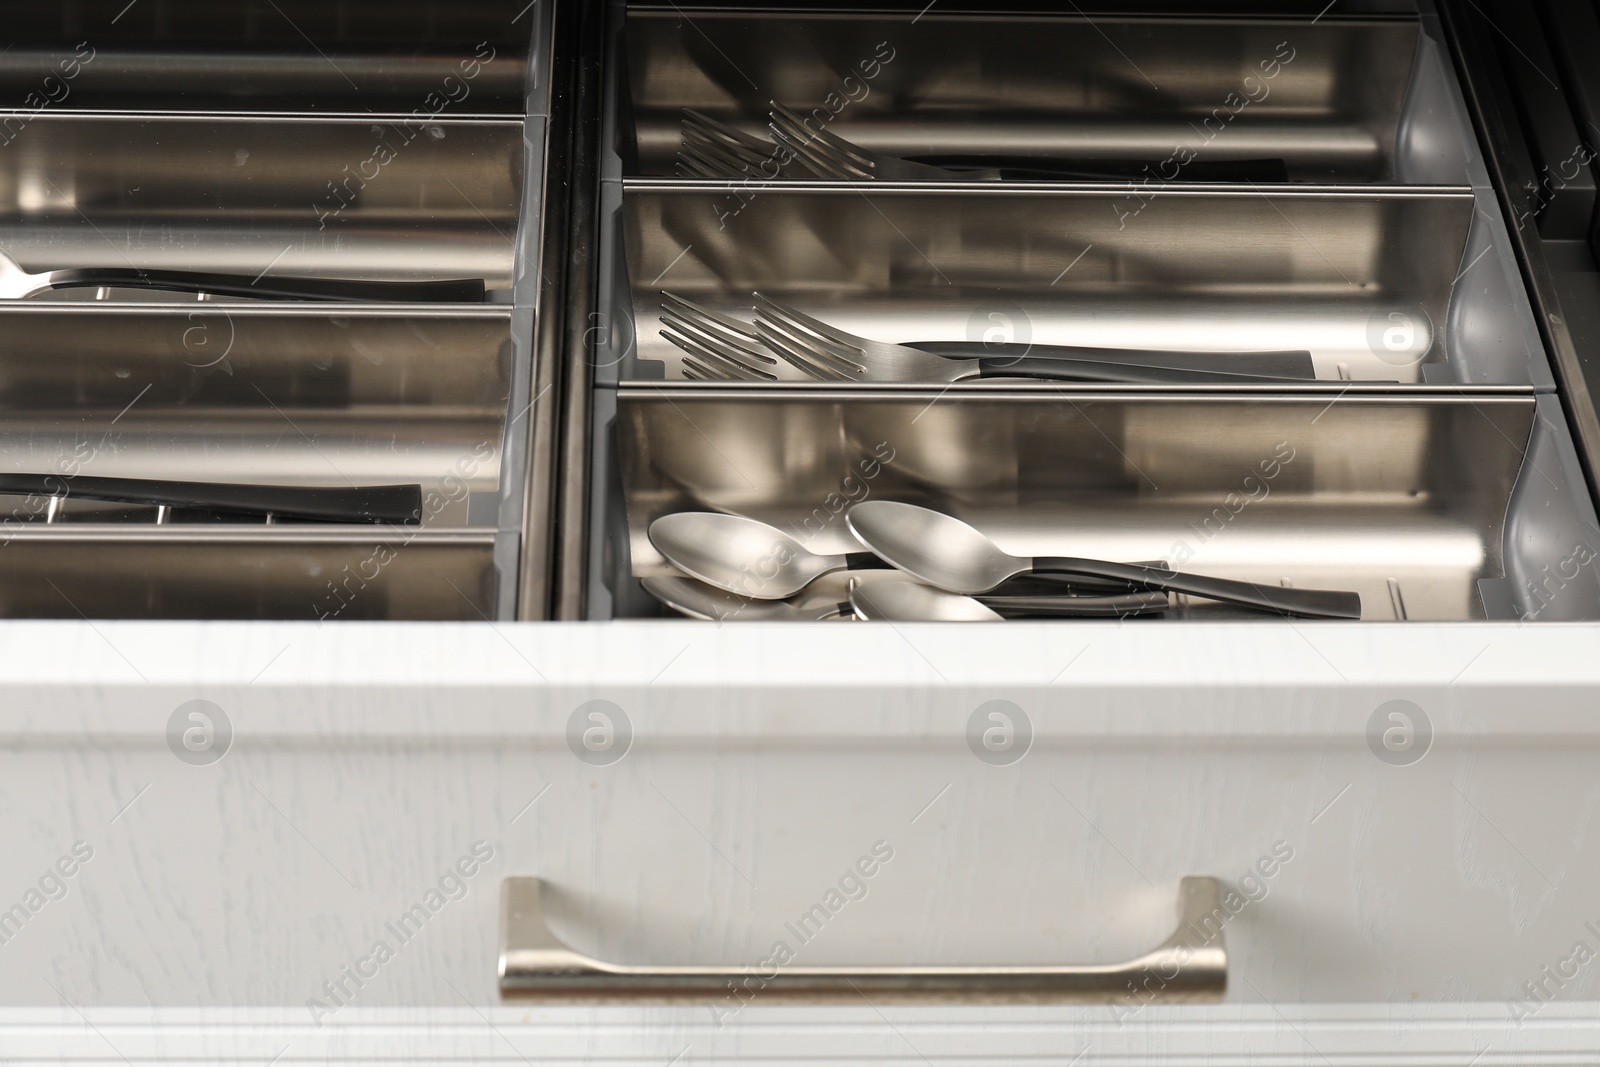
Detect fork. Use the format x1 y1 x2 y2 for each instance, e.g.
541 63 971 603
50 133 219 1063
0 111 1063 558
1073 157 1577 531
657 292 808 381
660 292 1318 383
766 103 1290 183
677 108 800 181
749 294 1322 384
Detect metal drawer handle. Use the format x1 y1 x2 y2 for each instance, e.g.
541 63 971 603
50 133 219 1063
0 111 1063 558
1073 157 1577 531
498 876 1226 1002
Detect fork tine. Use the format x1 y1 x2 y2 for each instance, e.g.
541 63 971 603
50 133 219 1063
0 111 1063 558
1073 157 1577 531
768 122 858 181
681 129 766 176
753 322 854 381
662 322 778 379
753 292 875 354
753 311 864 370
665 328 776 381
682 107 773 156
756 321 863 380
661 293 774 359
767 113 866 181
659 292 780 381
769 102 877 174
679 107 783 179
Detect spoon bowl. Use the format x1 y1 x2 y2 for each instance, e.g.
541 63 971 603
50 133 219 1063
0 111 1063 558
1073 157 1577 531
648 512 875 599
642 575 848 620
849 580 1004 622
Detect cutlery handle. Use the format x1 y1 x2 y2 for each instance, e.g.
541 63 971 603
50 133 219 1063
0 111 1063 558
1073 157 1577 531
907 156 1291 183
980 591 1170 617
973 357 1318 384
43 268 485 303
500 876 1226 1000
910 342 1316 380
0 473 422 524
1030 557 1362 619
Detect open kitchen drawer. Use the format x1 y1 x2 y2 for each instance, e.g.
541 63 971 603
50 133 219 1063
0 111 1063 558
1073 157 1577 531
6 0 1600 1062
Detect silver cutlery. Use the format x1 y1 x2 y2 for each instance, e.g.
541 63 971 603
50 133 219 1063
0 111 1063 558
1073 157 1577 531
648 512 1151 601
642 575 850 621
648 512 886 599
850 580 1004 621
766 103 1290 184
677 107 792 180
0 473 421 524
845 500 1363 619
658 292 794 382
752 294 1320 384
658 293 1319 384
0 249 485 303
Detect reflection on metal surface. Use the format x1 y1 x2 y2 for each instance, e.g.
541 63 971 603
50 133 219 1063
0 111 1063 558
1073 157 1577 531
499 875 1227 1001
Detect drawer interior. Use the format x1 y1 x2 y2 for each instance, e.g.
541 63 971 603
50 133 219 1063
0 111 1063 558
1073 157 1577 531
612 11 1473 185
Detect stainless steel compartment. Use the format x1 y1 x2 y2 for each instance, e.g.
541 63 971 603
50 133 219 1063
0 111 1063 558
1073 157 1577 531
0 115 523 286
617 12 1471 185
604 390 1600 622
0 305 512 527
0 2 531 114
0 528 495 620
612 184 1547 386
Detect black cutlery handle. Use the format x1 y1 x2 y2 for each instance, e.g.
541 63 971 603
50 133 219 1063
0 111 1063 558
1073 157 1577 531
973 357 1317 384
979 591 1170 617
843 560 1159 595
911 342 1316 380
1030 557 1362 619
907 156 1291 183
0 474 422 524
45 268 485 303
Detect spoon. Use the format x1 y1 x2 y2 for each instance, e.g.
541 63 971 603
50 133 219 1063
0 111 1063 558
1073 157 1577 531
845 501 1363 620
648 512 885 599
850 580 1004 622
648 512 1148 600
642 575 849 621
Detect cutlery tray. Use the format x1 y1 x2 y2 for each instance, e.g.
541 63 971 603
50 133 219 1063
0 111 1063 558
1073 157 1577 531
0 2 548 621
599 183 1546 387
608 9 1475 185
1 115 524 287
590 388 1600 622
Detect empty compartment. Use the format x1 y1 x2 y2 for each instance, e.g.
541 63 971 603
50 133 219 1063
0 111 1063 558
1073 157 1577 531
0 115 523 287
615 9 1474 185
597 390 1600 622
0 529 496 620
0 305 512 527
606 184 1548 386
0 2 531 114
